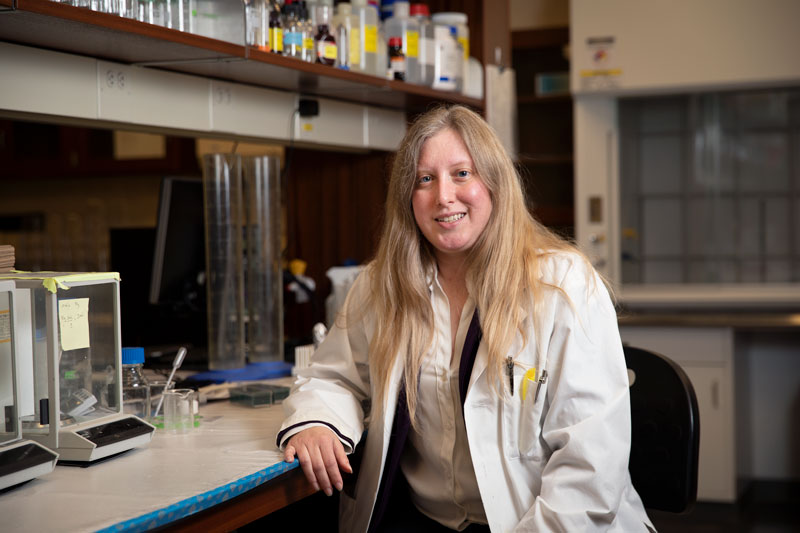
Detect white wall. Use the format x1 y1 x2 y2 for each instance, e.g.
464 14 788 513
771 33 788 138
571 0 800 95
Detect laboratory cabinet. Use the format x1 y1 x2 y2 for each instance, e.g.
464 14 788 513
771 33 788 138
619 326 737 502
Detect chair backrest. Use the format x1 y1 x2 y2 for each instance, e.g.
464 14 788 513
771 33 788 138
624 345 700 514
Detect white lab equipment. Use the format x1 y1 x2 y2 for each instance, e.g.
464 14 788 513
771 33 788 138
0 280 59 490
9 272 154 463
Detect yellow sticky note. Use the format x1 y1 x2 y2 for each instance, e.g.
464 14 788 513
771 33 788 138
59 298 90 351
521 368 537 402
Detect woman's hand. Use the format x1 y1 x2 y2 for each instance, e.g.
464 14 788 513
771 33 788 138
284 426 353 496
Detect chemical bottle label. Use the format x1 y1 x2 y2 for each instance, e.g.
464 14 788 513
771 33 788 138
270 28 284 52
350 28 361 66
303 37 315 51
364 24 378 53
458 36 469 60
284 31 302 49
406 30 419 58
323 43 338 60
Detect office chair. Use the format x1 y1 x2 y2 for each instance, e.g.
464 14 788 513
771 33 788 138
624 345 700 514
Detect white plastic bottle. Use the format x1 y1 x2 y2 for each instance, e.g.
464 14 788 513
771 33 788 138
431 11 469 93
410 3 433 86
332 2 359 70
431 23 460 92
121 347 151 420
351 0 379 75
383 1 419 84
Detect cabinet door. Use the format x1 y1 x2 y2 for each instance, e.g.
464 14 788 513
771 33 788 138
619 326 737 502
682 365 737 502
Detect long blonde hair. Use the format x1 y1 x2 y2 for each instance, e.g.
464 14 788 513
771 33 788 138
365 105 581 422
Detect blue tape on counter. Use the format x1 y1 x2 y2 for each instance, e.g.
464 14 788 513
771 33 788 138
97 459 300 532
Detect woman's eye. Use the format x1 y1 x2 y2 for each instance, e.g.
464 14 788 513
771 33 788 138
418 175 432 184
457 170 470 178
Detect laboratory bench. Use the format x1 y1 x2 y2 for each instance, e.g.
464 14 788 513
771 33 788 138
0 384 316 532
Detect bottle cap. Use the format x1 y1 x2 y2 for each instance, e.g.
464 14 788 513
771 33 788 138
410 4 429 17
122 347 145 365
392 1 409 18
388 36 403 47
432 12 467 25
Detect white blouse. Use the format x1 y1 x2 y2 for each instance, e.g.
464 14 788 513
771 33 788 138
400 274 488 530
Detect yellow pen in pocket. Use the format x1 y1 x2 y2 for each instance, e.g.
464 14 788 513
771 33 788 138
521 368 537 402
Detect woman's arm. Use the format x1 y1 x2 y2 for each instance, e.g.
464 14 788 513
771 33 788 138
277 273 373 495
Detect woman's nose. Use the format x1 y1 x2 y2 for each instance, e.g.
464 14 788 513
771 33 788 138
435 179 454 205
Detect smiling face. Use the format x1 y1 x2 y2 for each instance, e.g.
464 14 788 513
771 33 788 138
411 128 493 265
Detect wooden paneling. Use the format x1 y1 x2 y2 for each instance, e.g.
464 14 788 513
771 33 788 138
286 148 391 299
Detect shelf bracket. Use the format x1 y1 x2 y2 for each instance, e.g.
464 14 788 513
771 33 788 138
0 0 18 14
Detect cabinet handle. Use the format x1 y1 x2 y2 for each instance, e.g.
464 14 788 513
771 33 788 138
711 380 719 409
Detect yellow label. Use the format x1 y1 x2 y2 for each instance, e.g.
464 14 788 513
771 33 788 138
303 37 314 51
269 28 283 52
302 123 313 132
458 36 469 60
59 298 90 352
406 30 419 58
580 68 623 77
350 28 361 66
364 24 378 53
323 43 337 60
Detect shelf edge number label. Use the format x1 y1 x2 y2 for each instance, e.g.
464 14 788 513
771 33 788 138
59 298 90 352
214 86 233 106
105 69 127 91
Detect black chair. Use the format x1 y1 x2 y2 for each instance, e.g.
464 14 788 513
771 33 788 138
624 345 700 514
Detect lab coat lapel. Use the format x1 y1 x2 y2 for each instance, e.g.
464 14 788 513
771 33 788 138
355 354 404 531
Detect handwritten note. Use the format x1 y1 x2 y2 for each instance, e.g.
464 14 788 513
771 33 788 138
59 298 90 351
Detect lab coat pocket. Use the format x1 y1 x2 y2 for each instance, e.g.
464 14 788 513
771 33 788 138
504 366 547 461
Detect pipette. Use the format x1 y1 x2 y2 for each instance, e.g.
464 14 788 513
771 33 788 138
153 347 187 418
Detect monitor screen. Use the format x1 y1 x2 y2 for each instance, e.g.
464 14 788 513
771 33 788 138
149 177 206 309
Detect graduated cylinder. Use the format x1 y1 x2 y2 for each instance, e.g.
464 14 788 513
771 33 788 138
242 156 283 363
202 154 245 370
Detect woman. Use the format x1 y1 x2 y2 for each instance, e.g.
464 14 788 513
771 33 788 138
278 106 653 532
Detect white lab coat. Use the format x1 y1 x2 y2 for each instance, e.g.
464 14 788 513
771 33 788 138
279 252 654 532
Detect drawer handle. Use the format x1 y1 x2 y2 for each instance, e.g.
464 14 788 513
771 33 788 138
711 380 719 409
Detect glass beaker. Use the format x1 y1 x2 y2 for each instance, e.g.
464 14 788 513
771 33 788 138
202 154 246 370
163 388 195 433
242 155 283 363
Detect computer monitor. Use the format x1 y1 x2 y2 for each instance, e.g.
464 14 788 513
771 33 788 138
149 177 205 309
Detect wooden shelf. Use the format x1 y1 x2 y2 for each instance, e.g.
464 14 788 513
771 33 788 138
0 0 484 113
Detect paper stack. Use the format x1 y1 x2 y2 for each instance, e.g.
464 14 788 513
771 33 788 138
0 245 14 272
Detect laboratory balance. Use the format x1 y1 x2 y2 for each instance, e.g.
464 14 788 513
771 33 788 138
0 280 58 490
7 272 154 464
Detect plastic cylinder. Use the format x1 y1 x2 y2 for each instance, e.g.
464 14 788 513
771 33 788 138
202 154 246 370
241 156 284 363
